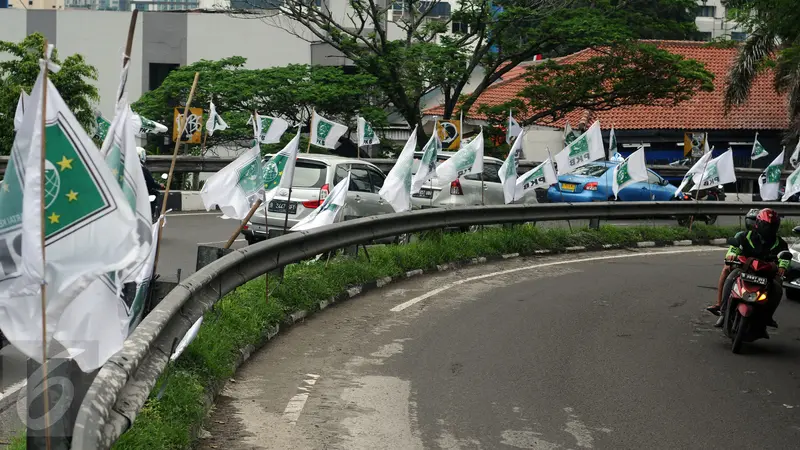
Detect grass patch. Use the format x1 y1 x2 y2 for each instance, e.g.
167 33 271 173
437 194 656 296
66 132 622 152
112 222 790 449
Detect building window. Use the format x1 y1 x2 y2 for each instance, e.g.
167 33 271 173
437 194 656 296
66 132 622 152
452 22 468 34
149 63 179 91
698 31 713 41
731 31 747 42
697 5 716 17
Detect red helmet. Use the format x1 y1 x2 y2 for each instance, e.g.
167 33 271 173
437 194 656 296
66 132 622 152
754 208 780 239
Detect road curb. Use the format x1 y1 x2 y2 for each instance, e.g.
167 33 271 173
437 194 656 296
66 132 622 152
160 237 735 447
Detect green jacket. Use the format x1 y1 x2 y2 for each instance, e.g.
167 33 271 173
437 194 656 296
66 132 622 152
726 230 790 269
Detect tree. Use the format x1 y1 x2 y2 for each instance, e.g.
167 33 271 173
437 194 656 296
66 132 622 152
0 33 99 155
132 57 387 152
723 0 800 139
235 0 700 142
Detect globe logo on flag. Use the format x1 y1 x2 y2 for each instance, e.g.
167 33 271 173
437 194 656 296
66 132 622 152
44 159 60 209
317 121 333 145
569 135 588 158
616 162 631 185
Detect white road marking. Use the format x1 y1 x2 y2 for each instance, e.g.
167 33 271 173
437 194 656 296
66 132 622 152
0 379 26 404
197 239 246 245
166 212 221 217
390 247 724 312
282 374 321 424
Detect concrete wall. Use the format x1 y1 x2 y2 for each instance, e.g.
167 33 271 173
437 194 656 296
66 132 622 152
0 9 27 60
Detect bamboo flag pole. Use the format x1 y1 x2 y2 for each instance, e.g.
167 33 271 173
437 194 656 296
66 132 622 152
38 39 53 450
306 109 315 153
224 200 262 249
116 10 138 105
151 72 200 276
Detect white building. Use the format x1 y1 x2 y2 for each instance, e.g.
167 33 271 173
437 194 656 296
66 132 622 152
695 0 747 41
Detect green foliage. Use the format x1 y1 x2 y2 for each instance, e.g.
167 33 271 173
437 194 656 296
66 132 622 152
113 221 788 449
131 57 387 152
0 33 99 156
256 0 700 144
479 41 715 136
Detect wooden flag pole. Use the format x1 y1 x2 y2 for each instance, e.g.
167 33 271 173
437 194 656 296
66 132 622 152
151 72 200 276
224 200 262 249
38 39 53 450
117 10 138 104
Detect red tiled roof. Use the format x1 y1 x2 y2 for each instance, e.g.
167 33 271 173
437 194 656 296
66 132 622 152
424 41 790 131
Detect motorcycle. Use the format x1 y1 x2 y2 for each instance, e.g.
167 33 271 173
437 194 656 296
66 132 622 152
720 245 792 353
782 226 800 301
675 185 726 226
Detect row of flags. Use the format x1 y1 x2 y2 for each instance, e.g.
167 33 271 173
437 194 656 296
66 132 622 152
1 45 163 372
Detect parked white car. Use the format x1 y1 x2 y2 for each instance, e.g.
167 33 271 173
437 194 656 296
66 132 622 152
410 151 539 209
243 154 395 244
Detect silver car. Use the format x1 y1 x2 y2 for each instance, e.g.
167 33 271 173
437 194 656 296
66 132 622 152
410 151 539 209
243 154 395 244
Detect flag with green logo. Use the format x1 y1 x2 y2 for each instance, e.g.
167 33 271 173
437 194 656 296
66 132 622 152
0 65 140 366
93 114 111 141
609 127 623 162
379 126 418 212
292 173 350 231
310 112 348 149
564 121 578 146
760 150 783 201
674 151 713 197
411 130 441 194
611 147 648 200
507 110 522 145
357 116 380 147
499 130 525 203
132 114 167 137
201 144 264 220
751 133 769 161
555 121 605 175
263 129 301 203
248 114 289 144
436 130 484 183
515 158 557 199
205 100 228 136
692 149 736 191
783 164 800 201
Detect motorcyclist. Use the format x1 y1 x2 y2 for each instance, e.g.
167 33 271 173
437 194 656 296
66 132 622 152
137 147 163 195
707 208 789 334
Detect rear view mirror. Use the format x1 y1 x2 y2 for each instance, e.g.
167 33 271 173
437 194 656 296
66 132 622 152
793 226 800 235
778 250 793 261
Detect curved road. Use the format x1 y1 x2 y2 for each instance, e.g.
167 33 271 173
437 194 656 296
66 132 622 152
199 247 800 450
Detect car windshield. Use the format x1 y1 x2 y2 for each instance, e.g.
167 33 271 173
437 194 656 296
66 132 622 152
571 164 610 177
262 158 327 188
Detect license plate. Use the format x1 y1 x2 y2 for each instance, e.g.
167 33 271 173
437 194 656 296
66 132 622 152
268 200 297 214
415 188 433 199
561 183 576 192
741 273 768 285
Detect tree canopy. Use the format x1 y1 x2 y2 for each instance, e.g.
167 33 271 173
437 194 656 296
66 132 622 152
132 57 388 152
723 0 800 139
0 33 99 155
237 0 701 141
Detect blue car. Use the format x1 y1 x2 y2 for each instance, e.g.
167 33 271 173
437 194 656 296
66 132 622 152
547 161 678 202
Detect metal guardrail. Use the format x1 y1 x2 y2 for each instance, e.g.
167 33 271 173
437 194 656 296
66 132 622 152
0 155 783 180
71 201 800 448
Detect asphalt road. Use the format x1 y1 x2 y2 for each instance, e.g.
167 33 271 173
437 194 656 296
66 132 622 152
198 247 800 450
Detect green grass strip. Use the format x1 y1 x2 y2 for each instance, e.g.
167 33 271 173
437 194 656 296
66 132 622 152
25 222 795 449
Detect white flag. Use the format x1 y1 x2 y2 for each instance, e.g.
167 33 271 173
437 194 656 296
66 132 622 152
515 159 557 199
500 130 525 203
263 129 301 203
131 114 168 137
357 117 380 147
411 131 440 194
783 165 800 201
14 91 28 132
751 134 768 161
172 316 203 362
791 140 800 169
759 150 784 201
0 64 140 365
206 100 228 136
564 121 577 146
436 130 484 183
310 112 348 149
200 145 264 220
379 126 418 212
292 173 350 231
692 149 736 191
609 127 623 161
249 114 289 144
674 151 712 197
611 147 648 199
555 121 605 175
506 110 522 145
